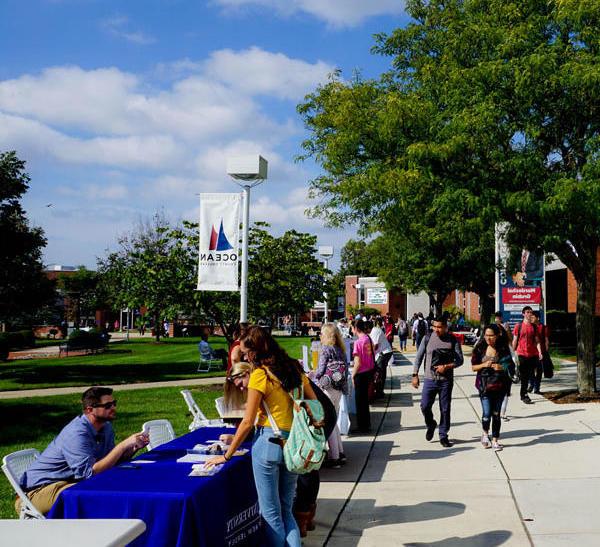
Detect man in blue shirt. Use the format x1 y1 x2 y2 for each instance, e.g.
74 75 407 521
17 386 149 515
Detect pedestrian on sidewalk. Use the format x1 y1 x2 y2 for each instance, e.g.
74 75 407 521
314 323 348 468
370 318 393 399
396 316 409 351
512 306 543 405
351 319 375 433
494 311 513 420
412 316 464 448
528 311 549 394
472 324 513 451
413 313 429 349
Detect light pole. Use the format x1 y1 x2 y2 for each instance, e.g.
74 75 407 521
227 156 268 322
318 245 334 323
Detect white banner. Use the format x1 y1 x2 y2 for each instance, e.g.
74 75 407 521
197 193 241 291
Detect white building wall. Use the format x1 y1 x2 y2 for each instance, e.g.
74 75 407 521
406 292 430 318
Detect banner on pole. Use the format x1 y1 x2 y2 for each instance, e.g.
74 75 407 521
197 193 241 292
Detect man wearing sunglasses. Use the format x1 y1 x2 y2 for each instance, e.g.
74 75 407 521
17 386 149 515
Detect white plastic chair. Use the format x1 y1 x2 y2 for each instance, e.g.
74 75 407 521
197 357 223 373
142 419 176 450
215 396 226 418
180 389 225 430
2 449 45 519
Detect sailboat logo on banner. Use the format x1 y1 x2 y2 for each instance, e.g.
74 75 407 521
208 219 234 251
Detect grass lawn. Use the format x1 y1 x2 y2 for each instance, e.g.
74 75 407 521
0 384 223 519
1 335 312 392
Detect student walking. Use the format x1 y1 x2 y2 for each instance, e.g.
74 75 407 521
396 316 409 351
412 316 464 447
472 324 514 451
528 311 549 394
512 306 542 405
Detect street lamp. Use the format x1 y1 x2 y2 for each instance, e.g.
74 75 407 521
227 155 268 323
318 245 334 323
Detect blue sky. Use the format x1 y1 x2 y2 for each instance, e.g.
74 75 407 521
0 0 411 269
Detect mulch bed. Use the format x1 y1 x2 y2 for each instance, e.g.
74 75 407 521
543 390 600 404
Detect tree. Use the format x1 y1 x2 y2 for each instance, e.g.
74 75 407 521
98 213 194 342
300 0 600 394
57 266 102 326
374 0 600 393
247 223 326 325
0 151 56 329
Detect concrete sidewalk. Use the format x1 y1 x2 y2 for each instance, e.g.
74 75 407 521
308 354 600 546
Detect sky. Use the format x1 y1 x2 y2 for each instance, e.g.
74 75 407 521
0 0 411 270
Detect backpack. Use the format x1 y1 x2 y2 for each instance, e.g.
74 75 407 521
478 367 507 394
262 369 327 474
318 348 348 392
417 319 428 336
398 320 408 336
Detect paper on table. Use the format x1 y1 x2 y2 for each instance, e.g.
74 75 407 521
177 453 211 463
189 464 223 477
132 460 156 464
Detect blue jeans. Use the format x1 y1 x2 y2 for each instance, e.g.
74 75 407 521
420 378 453 439
252 428 300 547
480 391 504 438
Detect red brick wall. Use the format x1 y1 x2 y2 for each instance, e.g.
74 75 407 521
442 291 481 322
567 249 600 314
345 276 359 315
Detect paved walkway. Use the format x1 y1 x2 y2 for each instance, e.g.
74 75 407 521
0 376 225 400
307 352 600 546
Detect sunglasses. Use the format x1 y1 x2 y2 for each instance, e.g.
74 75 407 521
92 400 117 409
227 373 246 383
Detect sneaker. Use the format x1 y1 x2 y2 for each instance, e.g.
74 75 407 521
425 420 437 441
492 440 503 451
339 453 347 465
481 434 491 448
501 415 510 422
527 386 533 393
533 389 541 394
521 396 533 405
324 458 342 469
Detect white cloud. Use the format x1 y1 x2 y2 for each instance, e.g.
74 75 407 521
204 47 334 100
102 16 156 45
215 0 405 27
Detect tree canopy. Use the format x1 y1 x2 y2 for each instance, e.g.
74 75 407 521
0 151 56 328
299 0 600 393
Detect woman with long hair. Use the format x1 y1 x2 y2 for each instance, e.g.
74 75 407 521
314 323 348 468
227 322 249 372
205 326 317 547
223 361 253 413
471 324 513 451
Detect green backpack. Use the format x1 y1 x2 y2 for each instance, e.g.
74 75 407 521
262 369 327 474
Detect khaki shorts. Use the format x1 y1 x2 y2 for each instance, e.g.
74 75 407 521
15 480 76 516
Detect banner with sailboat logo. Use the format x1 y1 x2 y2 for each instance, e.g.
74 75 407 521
197 193 241 291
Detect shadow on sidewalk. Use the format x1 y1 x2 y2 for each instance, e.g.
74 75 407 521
507 431 597 447
405 530 512 546
325 499 466 543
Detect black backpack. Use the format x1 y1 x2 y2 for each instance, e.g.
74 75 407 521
417 319 428 336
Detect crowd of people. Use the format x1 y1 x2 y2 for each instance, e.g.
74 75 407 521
15 306 551 547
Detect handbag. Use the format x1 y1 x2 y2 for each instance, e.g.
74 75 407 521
479 366 507 394
431 348 455 370
262 369 327 474
542 353 554 379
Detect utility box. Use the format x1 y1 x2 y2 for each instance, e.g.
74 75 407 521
226 155 268 181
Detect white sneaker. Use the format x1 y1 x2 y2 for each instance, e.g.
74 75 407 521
481 434 491 448
492 440 503 451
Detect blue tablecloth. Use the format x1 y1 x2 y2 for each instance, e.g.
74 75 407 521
48 428 260 547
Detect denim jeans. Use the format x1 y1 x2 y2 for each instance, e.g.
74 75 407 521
421 378 453 439
252 428 300 547
480 391 505 438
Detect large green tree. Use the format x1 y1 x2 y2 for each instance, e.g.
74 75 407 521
98 213 193 342
57 266 103 326
300 0 600 394
0 151 56 329
247 223 326 325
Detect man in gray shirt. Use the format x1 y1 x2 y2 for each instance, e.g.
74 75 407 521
412 316 463 447
17 386 149 515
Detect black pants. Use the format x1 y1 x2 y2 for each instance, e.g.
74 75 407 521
518 356 537 398
294 470 320 512
354 370 373 432
375 352 393 396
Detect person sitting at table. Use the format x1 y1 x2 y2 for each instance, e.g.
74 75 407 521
198 331 228 370
205 326 319 547
16 386 149 516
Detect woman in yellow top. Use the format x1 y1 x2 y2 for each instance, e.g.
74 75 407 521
205 325 317 547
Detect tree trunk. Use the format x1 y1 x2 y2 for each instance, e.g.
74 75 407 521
576 256 597 395
154 312 161 342
428 291 448 317
478 293 495 330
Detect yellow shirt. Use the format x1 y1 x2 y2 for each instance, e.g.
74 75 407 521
248 367 309 431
